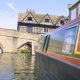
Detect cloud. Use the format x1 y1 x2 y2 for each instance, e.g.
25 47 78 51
7 2 19 12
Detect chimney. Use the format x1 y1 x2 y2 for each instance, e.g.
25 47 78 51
26 9 29 13
68 4 72 9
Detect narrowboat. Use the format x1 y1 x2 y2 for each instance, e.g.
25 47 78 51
36 16 80 80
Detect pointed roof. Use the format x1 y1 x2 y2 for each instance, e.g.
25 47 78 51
40 13 54 24
55 16 68 24
18 11 68 25
21 12 38 23
32 13 44 23
50 15 61 25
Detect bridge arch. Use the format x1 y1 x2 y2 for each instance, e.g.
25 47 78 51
17 39 38 55
0 43 4 54
17 41 32 54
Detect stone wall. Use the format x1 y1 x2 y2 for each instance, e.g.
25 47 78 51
0 28 38 54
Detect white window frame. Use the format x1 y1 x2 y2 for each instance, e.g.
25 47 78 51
78 3 80 16
71 8 76 20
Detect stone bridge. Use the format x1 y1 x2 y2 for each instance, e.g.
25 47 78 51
0 28 39 55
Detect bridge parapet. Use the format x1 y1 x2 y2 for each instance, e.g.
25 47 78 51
0 28 38 40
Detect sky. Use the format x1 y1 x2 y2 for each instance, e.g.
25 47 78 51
0 0 76 30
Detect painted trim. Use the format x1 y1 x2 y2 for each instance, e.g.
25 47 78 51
47 53 80 68
63 16 80 27
75 26 80 55
37 51 80 67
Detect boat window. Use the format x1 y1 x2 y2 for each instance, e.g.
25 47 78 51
42 35 50 52
45 35 50 52
42 35 48 51
62 26 78 54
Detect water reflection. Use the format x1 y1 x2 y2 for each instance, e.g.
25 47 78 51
0 53 35 80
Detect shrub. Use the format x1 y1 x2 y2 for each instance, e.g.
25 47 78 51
20 48 30 53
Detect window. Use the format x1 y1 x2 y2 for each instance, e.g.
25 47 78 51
78 3 80 16
62 27 78 54
45 19 49 22
60 20 64 25
34 27 38 33
27 26 33 33
71 8 76 20
19 26 26 32
44 27 48 32
42 35 50 52
27 17 32 21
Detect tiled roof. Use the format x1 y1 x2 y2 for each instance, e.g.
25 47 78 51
18 11 68 25
32 13 44 23
50 15 61 24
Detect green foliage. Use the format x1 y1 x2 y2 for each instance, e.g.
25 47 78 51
20 48 30 53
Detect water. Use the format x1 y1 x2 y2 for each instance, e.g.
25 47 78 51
0 53 36 80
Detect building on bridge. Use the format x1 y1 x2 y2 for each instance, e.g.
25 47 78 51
17 10 69 34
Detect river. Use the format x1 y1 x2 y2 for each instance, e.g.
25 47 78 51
0 53 38 80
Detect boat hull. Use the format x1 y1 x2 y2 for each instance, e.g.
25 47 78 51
35 52 80 80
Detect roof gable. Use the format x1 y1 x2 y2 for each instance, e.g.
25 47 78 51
21 12 38 24
56 16 67 26
40 14 53 25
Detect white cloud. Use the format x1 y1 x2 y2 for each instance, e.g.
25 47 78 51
7 2 19 12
